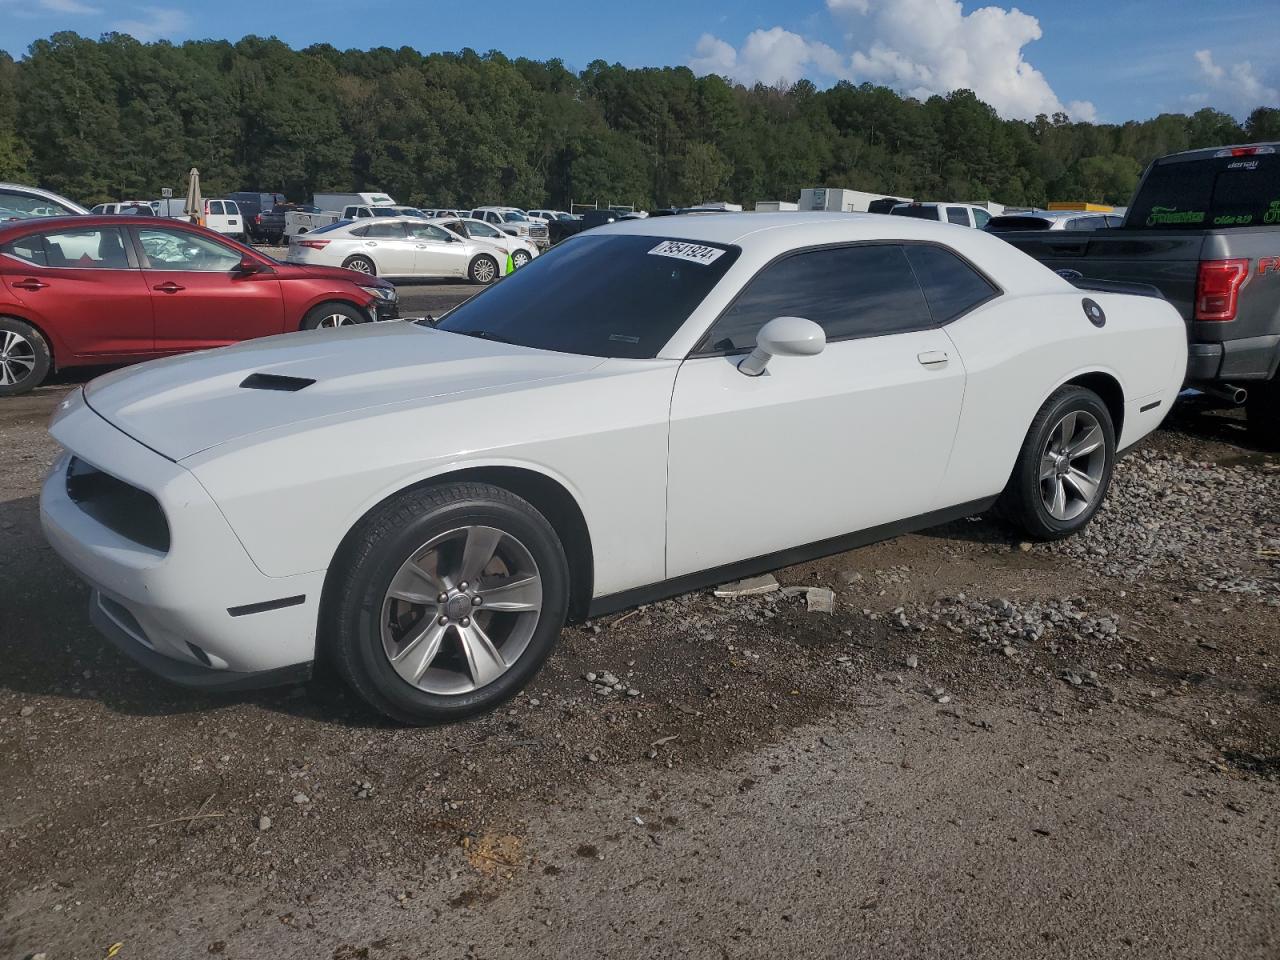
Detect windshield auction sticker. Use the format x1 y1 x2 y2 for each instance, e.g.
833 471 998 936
648 240 726 265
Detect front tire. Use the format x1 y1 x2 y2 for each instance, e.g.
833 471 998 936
469 254 499 285
998 385 1115 540
511 249 531 269
324 482 570 725
0 318 51 396
301 301 366 330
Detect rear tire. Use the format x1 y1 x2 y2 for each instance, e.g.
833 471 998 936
301 301 366 330
469 254 499 285
323 482 570 725
1245 378 1280 449
343 255 376 276
0 317 51 397
998 385 1116 540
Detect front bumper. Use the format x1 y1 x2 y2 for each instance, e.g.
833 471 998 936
369 296 400 321
40 399 324 688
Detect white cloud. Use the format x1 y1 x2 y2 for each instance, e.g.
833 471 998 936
688 0 1096 122
691 26 846 88
39 0 101 13
110 5 190 41
1192 49 1277 118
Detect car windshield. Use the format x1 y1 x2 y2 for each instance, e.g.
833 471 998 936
1127 152 1280 229
433 234 741 359
503 211 528 222
309 219 354 234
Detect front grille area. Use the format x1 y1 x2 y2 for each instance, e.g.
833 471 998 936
529 224 548 238
66 457 171 553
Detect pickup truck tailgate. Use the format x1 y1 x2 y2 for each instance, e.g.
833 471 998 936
1006 232 1205 321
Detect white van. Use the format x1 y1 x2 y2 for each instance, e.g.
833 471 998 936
153 197 246 240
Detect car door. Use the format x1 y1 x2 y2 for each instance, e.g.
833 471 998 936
664 243 967 579
0 224 154 358
351 221 417 275
406 222 471 277
223 200 243 236
135 224 285 352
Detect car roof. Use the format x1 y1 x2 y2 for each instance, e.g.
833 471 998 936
593 211 1063 297
999 210 1110 220
0 213 222 240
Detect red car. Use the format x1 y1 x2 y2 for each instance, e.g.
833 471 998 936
0 215 399 395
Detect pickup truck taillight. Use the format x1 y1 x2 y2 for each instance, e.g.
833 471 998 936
297 239 330 250
1195 258 1249 321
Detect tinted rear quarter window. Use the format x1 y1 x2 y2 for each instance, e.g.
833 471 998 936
702 244 932 352
946 207 971 226
903 244 998 322
1128 154 1280 228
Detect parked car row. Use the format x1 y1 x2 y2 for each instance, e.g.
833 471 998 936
0 215 398 395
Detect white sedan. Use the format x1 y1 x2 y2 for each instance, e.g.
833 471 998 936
40 213 1186 724
430 216 539 270
284 216 509 284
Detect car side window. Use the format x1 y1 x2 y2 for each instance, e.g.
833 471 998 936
1 227 131 269
946 207 971 226
208 201 224 215
361 221 409 239
0 189 77 219
407 223 452 242
137 228 242 272
1067 217 1102 231
225 201 240 215
469 221 501 239
700 244 933 353
972 209 991 228
903 244 998 323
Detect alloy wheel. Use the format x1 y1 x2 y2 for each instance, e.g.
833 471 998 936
380 525 543 695
473 259 496 283
512 251 530 268
0 330 36 387
1039 409 1106 521
347 258 374 274
317 313 357 328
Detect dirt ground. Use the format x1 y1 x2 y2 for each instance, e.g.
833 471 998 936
1 332 1277 958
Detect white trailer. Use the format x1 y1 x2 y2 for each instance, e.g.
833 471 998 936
754 201 799 212
798 187 912 213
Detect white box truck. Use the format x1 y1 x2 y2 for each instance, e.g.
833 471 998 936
798 187 912 213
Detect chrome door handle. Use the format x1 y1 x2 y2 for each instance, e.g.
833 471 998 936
917 350 949 366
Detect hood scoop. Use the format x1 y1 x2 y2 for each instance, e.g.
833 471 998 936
240 373 316 392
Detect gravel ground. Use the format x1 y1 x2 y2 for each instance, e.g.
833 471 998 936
0 368 1277 958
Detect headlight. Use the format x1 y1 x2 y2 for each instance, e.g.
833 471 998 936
359 284 397 302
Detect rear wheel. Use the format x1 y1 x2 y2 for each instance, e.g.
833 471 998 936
301 301 366 330
0 318 51 397
343 255 376 276
324 482 570 724
998 385 1115 540
469 254 499 285
1245 378 1280 449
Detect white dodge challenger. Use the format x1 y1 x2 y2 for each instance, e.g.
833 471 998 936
40 213 1187 724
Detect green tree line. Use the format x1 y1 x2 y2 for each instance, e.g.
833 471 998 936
2 32 1278 210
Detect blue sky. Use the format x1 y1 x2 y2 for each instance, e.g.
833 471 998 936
1 0 1275 122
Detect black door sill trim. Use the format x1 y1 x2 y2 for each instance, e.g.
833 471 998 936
588 496 998 618
228 595 307 617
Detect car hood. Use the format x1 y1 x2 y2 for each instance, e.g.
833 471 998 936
274 261 387 286
83 323 605 461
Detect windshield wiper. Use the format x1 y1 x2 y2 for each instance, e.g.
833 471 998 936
453 328 519 345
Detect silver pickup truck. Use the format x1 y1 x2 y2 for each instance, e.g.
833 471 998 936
996 143 1280 445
